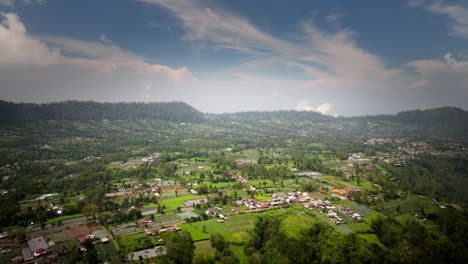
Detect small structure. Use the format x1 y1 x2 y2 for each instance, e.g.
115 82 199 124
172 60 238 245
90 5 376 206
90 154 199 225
27 237 49 252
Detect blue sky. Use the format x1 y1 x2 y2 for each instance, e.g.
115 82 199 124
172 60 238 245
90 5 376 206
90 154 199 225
0 0 467 116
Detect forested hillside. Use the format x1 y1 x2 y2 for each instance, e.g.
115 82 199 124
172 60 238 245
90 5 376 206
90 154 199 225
0 100 204 123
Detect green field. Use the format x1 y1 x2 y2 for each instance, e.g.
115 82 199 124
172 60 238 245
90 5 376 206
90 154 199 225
45 213 85 224
160 194 205 211
372 195 434 217
0 252 21 264
194 240 216 256
118 232 162 252
358 233 385 248
179 223 210 241
95 241 121 263
347 222 373 233
182 213 254 242
232 245 248 264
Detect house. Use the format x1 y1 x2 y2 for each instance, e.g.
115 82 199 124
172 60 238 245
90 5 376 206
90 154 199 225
27 237 49 253
22 248 34 262
78 236 88 244
33 248 47 257
351 213 362 222
340 207 351 213
327 210 337 218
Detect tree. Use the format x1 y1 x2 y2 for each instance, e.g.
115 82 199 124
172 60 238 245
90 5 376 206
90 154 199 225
164 230 195 264
82 204 99 220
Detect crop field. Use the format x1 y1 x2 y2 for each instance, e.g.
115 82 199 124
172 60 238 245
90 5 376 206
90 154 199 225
118 232 163 252
179 223 210 241
349 204 379 217
347 222 373 233
182 213 254 242
160 194 204 211
95 241 120 263
358 234 386 248
110 224 142 236
372 195 435 217
194 240 216 256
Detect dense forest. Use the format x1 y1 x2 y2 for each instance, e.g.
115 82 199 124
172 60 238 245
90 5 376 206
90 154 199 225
0 100 204 123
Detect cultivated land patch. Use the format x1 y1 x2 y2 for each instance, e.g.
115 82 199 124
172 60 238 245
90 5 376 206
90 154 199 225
151 214 183 227
110 223 142 236
69 224 100 238
372 195 434 217
194 240 216 256
160 194 203 211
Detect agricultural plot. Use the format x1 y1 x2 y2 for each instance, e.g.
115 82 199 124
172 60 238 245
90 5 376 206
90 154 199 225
183 214 254 242
177 211 200 219
95 241 120 263
372 195 435 217
194 240 216 256
347 222 373 233
110 224 142 236
160 194 204 211
349 204 379 217
358 233 385 248
152 214 183 226
179 224 210 241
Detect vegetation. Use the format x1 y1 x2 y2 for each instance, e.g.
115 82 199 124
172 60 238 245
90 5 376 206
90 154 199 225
0 101 466 263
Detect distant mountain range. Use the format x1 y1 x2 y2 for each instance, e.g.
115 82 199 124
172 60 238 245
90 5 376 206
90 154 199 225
1 100 467 140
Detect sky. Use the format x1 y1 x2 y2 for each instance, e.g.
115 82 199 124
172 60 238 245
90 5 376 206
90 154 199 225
0 0 467 116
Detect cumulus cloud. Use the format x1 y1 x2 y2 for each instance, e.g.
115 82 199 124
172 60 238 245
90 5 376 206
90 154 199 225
408 53 468 95
0 0 44 7
0 12 195 103
138 0 421 115
295 100 335 115
99 33 112 44
0 13 61 65
409 0 468 39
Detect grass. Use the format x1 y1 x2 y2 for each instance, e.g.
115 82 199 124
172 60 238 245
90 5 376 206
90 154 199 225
307 210 353 234
232 245 248 264
179 223 210 241
118 232 163 252
194 240 216 256
45 213 85 224
372 195 434 217
182 214 254 242
280 214 315 240
62 239 79 249
0 252 21 264
363 212 382 225
347 222 373 233
358 233 385 248
349 204 378 217
95 241 121 263
160 194 205 212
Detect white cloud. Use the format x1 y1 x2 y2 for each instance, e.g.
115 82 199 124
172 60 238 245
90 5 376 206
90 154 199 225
99 33 112 44
408 53 468 87
0 12 195 104
139 0 414 110
295 100 335 115
409 0 468 39
0 0 44 7
138 0 296 56
0 12 61 65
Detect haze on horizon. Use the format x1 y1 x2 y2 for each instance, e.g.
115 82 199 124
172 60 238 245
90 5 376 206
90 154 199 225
0 0 467 116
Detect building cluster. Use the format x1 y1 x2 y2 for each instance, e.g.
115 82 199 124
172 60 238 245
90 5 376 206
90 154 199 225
232 175 249 184
339 207 363 222
17 236 65 263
